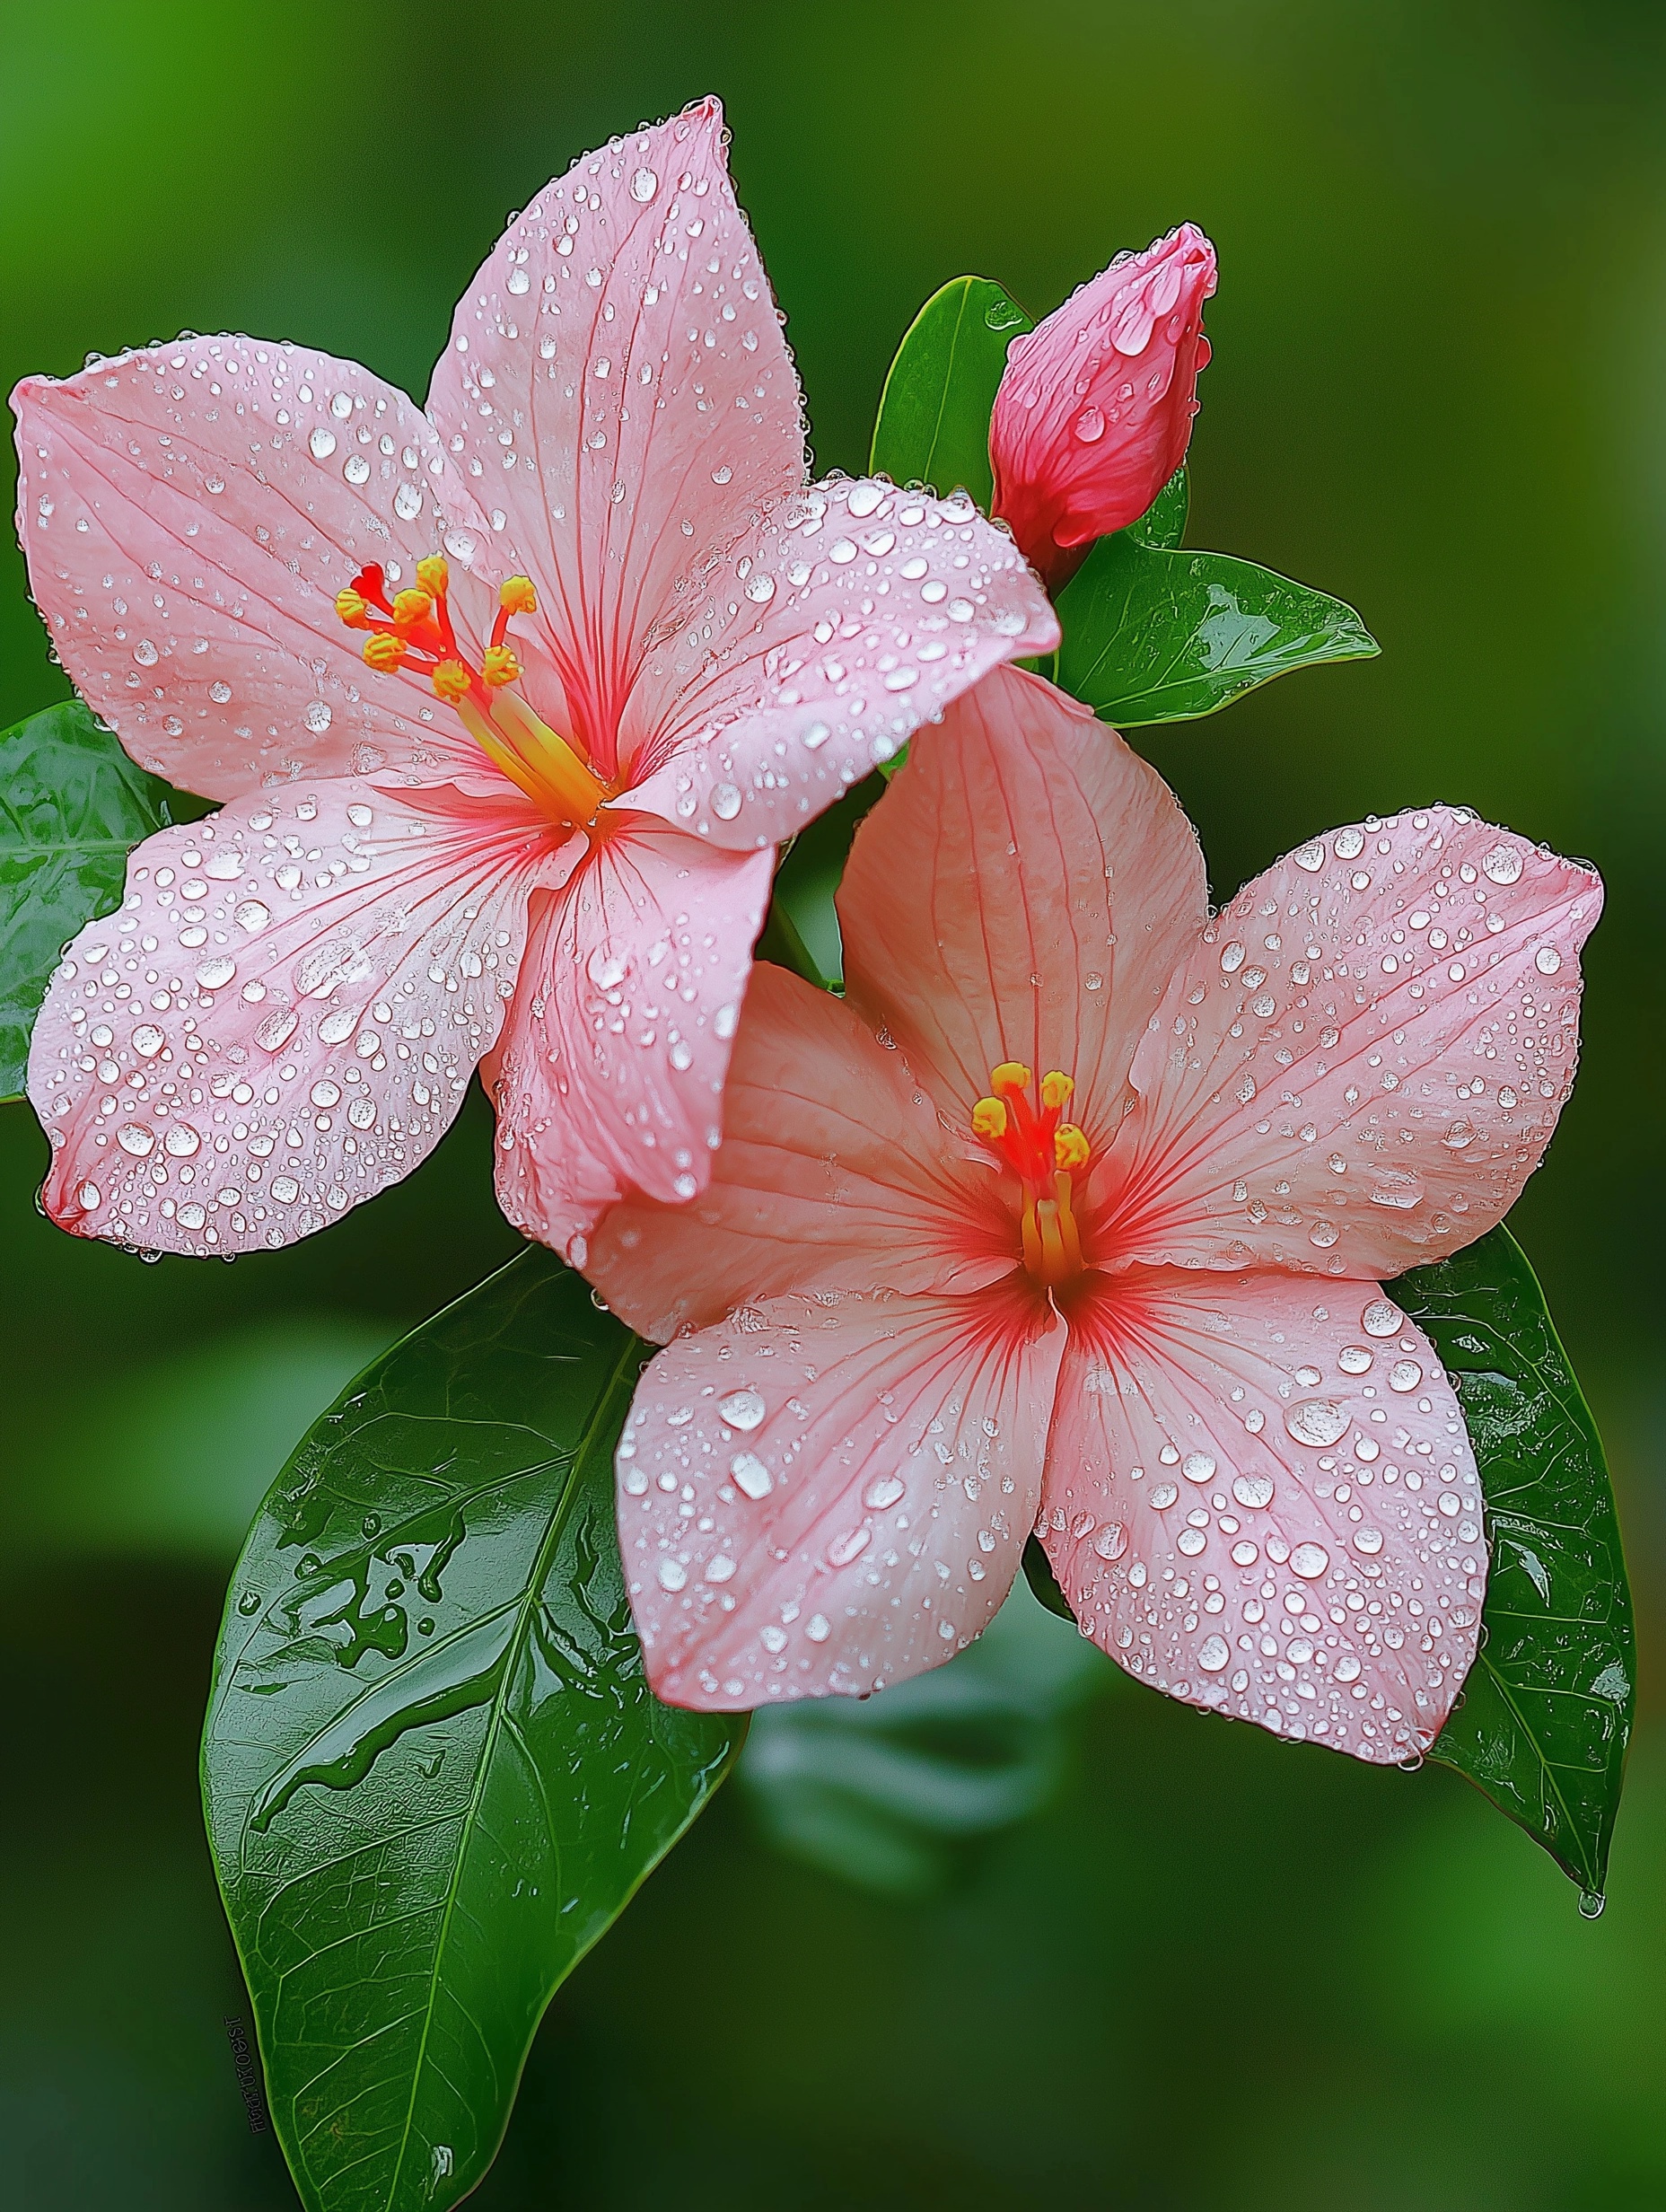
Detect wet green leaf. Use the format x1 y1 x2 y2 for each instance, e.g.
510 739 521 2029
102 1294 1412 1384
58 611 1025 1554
1395 1225 1634 1901
0 698 191 1100
202 1250 742 2212
1055 532 1378 724
869 274 1032 510
1124 466 1189 550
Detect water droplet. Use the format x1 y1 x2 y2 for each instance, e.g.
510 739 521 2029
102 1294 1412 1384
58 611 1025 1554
309 427 337 461
1285 1400 1351 1448
1481 843 1523 885
195 956 236 988
1367 1168 1425 1210
344 455 372 487
1577 1889 1606 1919
1182 1453 1216 1484
163 1124 201 1157
1073 404 1106 443
234 900 270 933
1232 1474 1275 1509
711 783 742 821
1337 1345 1372 1374
729 1451 771 1498
130 1023 165 1058
718 1389 766 1431
1197 1634 1230 1672
506 268 530 296
1092 1522 1127 1560
1334 827 1365 860
1293 841 1325 873
209 681 232 704
1290 1542 1329 1579
864 1475 905 1509
1534 944 1563 975
656 1557 688 1592
1388 1359 1424 1393
1362 1298 1402 1338
133 638 158 666
827 1525 871 1567
1335 1653 1363 1682
117 1122 155 1156
1149 1483 1179 1510
304 700 333 734
630 166 659 201
1353 1529 1384 1556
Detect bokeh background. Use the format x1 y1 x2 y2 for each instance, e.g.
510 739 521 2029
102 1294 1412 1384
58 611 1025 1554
3 1 1662 2204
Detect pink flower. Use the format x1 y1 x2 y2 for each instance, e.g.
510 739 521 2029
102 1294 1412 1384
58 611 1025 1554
990 224 1216 590
588 666 1600 1760
14 101 1056 1261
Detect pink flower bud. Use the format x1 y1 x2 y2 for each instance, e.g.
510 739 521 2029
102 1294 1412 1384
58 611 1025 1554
990 224 1216 590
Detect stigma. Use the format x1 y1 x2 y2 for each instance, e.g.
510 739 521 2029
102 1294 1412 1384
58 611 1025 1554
336 557 609 829
972 1062 1091 1287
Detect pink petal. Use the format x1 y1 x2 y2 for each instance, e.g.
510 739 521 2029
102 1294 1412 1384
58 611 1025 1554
625 480 1058 849
587 962 1013 1343
483 820 775 1260
29 777 568 1253
991 224 1215 590
1100 805 1602 1275
425 100 804 783
617 1285 1065 1708
1041 1267 1485 1763
838 665 1206 1132
13 338 493 800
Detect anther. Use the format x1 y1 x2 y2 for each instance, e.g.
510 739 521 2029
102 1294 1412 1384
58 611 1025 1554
416 554 450 597
1055 1124 1090 1172
972 1097 1008 1140
431 660 472 703
364 633 408 672
335 587 371 630
499 575 538 614
1040 1070 1074 1111
991 1061 1031 1096
390 588 433 627
482 645 522 689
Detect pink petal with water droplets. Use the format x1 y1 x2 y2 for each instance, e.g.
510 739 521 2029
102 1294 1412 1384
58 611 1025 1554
626 482 1057 849
618 1286 1065 1709
12 338 493 799
28 777 570 1254
838 665 1205 1129
425 99 805 785
1041 1268 1484 1764
588 962 1011 1344
1096 806 1602 1276
991 224 1215 589
483 821 774 1260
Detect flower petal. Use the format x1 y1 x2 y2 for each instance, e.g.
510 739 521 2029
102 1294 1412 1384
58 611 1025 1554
484 821 774 1260
617 1286 1065 1708
29 777 566 1253
588 962 1011 1343
12 338 493 799
1040 1268 1485 1763
625 481 1058 848
838 665 1206 1131
1100 805 1602 1274
426 99 804 782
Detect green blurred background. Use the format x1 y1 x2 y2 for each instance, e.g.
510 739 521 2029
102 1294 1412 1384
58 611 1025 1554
2 1 1662 2203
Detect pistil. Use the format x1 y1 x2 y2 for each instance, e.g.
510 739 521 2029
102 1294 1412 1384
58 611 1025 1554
336 556 609 829
972 1062 1091 1287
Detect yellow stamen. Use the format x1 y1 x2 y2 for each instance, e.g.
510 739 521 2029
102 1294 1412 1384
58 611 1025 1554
364 632 408 672
336 587 371 629
1040 1069 1074 1111
991 1061 1031 1096
1035 1198 1069 1282
499 575 538 614
482 644 522 689
1054 1123 1090 1172
972 1097 1008 1140
455 691 608 827
432 660 472 703
416 554 450 597
391 587 433 627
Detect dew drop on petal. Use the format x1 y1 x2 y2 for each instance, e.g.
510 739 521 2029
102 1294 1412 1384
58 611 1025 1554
309 427 337 461
1285 1400 1351 1448
719 1390 766 1431
1232 1474 1275 1509
1481 843 1524 885
1290 1542 1329 1580
1362 1298 1403 1338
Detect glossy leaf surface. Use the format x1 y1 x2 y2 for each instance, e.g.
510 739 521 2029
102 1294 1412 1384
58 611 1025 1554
0 698 185 1099
869 274 1032 510
1055 531 1378 724
1124 465 1189 550
202 1251 742 2212
1398 1226 1634 1900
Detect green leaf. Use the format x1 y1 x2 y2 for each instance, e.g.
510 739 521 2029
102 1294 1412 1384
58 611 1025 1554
1394 1225 1634 1903
0 698 195 1100
870 274 1032 510
202 1249 742 2212
1055 531 1379 725
1124 465 1189 550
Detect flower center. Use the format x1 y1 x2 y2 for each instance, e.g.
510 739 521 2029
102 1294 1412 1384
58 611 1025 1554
972 1062 1092 1287
336 556 610 829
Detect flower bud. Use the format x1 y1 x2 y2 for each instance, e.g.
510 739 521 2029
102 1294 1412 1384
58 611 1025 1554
990 224 1215 590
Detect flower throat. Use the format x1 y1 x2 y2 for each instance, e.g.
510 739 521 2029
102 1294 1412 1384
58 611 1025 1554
972 1061 1091 1287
